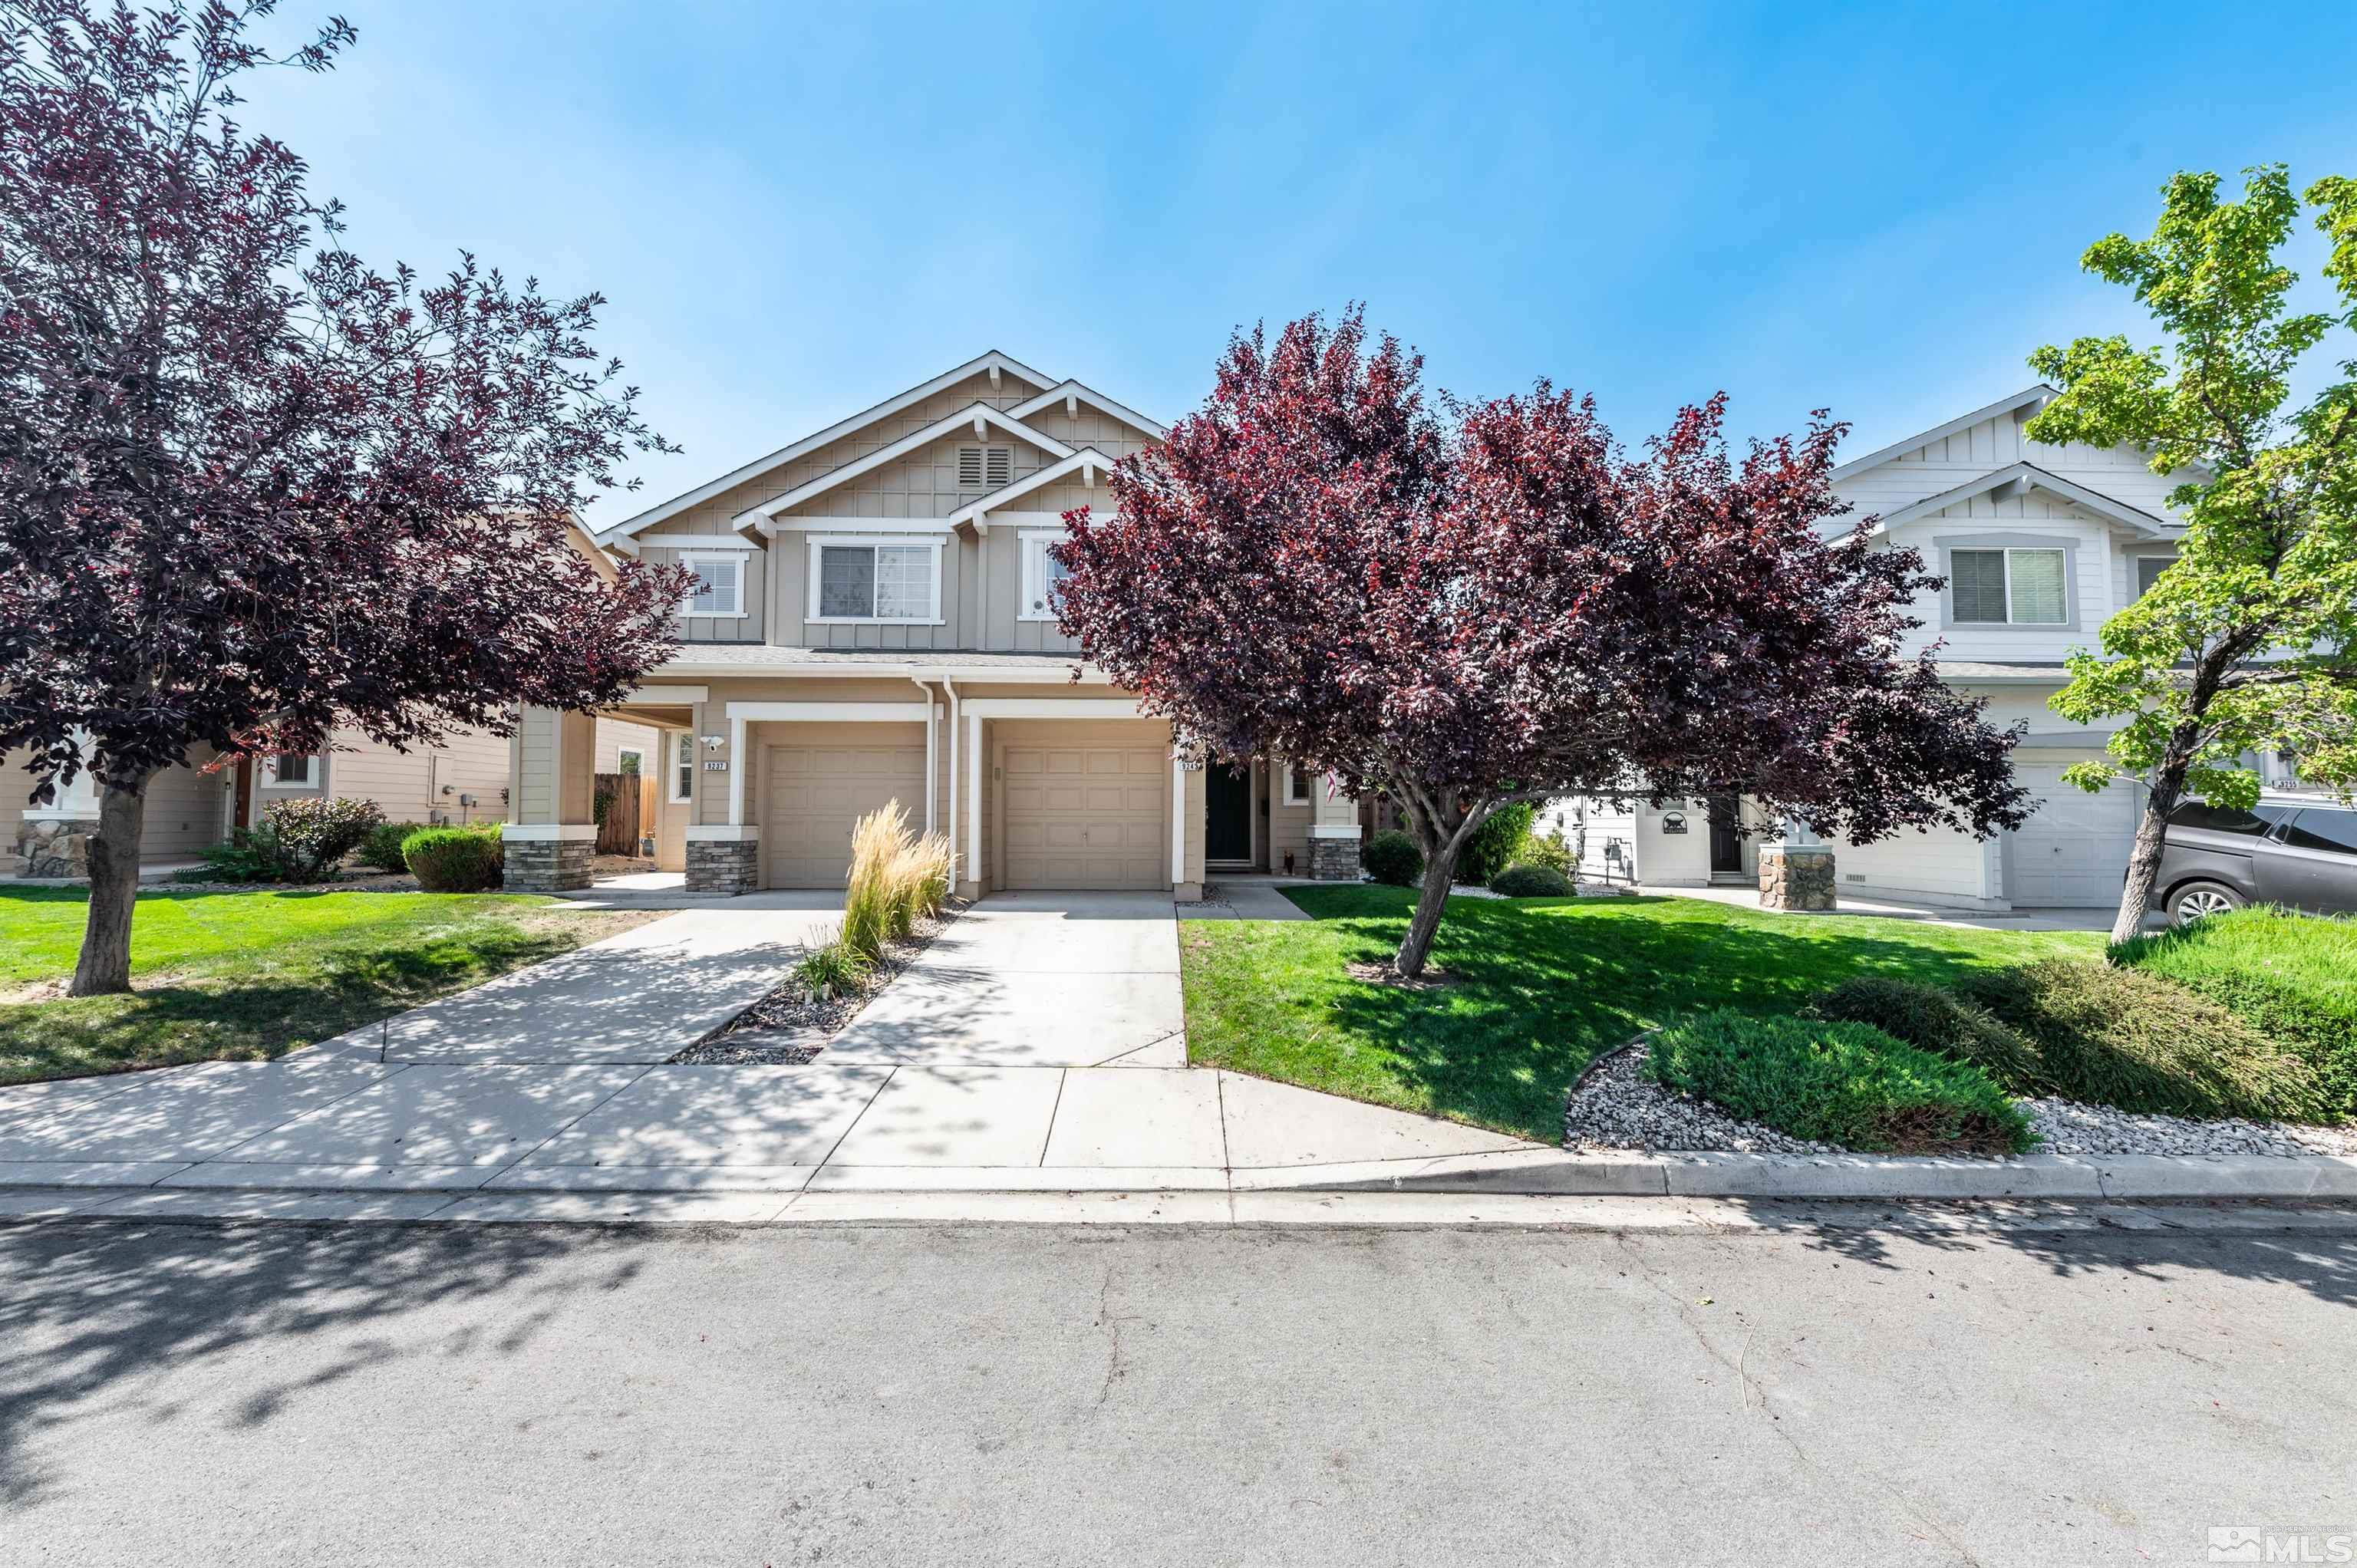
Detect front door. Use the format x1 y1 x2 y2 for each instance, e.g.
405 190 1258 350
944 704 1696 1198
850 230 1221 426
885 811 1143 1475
1205 763 1251 863
1706 796 1744 877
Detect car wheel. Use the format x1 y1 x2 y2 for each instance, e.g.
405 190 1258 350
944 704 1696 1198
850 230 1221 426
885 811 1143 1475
2169 881 2244 924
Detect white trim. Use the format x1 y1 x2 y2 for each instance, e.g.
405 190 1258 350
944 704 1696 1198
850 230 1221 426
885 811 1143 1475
684 824 761 842
804 537 946 626
669 731 695 806
1278 759 1312 807
625 684 709 704
1017 528 1069 622
760 516 957 537
641 536 761 552
679 551 748 618
1308 824 1363 840
21 806 102 823
948 447 1119 529
1829 384 2057 481
945 679 962 879
967 710 982 887
960 697 1145 719
598 351 1058 542
1007 380 1169 440
614 747 646 777
635 657 1118 684
503 823 597 842
1844 460 2176 541
1170 756 1186 884
743 404 1073 524
723 701 931 722
923 701 938 837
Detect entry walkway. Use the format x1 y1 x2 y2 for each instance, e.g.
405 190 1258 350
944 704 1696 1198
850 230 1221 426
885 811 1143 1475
0 894 1542 1197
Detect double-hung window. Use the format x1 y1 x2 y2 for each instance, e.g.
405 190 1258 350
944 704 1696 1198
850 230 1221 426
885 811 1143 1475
1281 763 1314 806
671 734 694 805
1950 547 2068 626
263 754 316 788
809 539 941 624
1019 531 1073 621
681 552 745 618
2134 555 2177 599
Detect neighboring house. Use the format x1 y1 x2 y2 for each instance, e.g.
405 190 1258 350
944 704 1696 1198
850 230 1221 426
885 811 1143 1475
510 351 1366 895
1564 384 2315 910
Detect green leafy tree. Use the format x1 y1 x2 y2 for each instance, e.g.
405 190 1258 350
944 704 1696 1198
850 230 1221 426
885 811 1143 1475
2026 166 2357 944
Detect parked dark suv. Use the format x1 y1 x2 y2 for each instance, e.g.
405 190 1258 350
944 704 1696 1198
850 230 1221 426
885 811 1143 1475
2154 796 2357 924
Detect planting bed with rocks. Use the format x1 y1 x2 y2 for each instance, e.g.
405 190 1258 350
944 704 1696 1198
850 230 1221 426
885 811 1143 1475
671 906 960 1066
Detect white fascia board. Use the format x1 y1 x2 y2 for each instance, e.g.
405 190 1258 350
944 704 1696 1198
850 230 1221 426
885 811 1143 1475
960 697 1145 718
1007 380 1169 440
596 351 1058 543
739 405 1073 526
1828 384 2059 483
949 447 1119 529
1835 461 2176 542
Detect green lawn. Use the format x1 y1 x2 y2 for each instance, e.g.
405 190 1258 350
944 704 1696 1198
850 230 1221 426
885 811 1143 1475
1179 888 2103 1143
0 888 651 1085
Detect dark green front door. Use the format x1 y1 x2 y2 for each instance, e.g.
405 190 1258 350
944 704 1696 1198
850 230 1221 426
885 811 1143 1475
1206 764 1251 862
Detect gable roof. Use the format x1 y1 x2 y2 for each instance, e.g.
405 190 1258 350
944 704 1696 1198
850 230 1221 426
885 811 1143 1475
734 403 1074 527
1834 460 2179 542
597 350 1057 543
1828 384 2058 483
1007 380 1169 440
946 446 1121 529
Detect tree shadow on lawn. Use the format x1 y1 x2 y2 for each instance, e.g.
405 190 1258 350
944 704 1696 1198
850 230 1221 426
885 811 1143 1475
1254 894 2090 1142
0 926 588 1084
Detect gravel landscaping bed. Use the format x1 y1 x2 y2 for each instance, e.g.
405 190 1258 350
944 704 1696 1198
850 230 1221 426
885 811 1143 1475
1564 1037 2357 1160
670 906 961 1066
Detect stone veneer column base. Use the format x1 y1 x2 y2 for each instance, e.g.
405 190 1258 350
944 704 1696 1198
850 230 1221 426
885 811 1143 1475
503 837 592 893
687 838 760 897
1758 846 1836 911
1308 832 1362 881
9 817 97 879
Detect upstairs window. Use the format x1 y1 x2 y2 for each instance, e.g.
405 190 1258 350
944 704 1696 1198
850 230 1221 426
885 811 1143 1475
2134 555 2176 598
681 553 743 617
813 541 940 623
1951 547 2067 625
958 445 1013 492
1020 532 1073 621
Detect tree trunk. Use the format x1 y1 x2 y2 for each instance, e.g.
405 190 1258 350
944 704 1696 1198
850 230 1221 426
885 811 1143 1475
68 779 150 997
2111 741 2194 947
1393 844 1464 978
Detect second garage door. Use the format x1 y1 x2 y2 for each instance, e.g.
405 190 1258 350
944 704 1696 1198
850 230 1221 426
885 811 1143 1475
2006 759 2139 907
763 726 928 888
1000 740 1168 890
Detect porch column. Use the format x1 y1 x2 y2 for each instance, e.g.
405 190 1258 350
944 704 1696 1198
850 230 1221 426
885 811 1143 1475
1306 772 1363 881
964 708 984 898
685 706 757 896
1758 815 1836 912
503 707 597 892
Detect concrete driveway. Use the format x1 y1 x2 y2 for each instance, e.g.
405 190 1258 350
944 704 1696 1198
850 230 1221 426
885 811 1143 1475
0 892 1543 1198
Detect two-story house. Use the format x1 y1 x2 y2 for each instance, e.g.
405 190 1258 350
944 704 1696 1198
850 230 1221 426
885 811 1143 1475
506 354 1365 896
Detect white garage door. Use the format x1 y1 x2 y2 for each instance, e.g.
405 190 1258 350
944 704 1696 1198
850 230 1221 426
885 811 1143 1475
2006 761 2138 908
1001 744 1167 890
763 729 927 888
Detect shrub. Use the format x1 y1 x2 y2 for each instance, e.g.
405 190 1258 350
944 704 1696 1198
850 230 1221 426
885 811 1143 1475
2113 906 2357 1116
1812 975 2049 1095
262 796 387 878
1644 1009 2033 1155
1518 825 1574 878
1488 861 1574 898
193 828 295 883
402 825 504 892
1955 958 2332 1123
794 932 872 997
1363 829 1423 887
1458 802 1535 886
358 820 426 875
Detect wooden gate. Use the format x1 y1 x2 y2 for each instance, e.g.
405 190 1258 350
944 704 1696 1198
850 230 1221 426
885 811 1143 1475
593 772 657 856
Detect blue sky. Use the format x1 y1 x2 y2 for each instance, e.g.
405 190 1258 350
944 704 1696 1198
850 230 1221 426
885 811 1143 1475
239 2 2357 525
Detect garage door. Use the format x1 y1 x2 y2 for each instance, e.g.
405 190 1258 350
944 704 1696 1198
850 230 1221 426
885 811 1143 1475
1001 743 1167 890
763 728 927 888
2006 761 2138 907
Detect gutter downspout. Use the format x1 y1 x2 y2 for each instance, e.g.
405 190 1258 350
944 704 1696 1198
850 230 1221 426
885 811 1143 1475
942 677 963 885
908 677 939 838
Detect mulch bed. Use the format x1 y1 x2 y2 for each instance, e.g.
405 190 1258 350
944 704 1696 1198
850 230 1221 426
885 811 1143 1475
670 904 964 1066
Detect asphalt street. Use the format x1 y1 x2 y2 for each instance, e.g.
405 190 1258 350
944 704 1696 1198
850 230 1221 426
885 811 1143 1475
2 1207 2352 1566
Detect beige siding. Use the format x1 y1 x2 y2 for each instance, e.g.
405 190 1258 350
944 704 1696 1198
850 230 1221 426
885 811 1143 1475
595 718 661 776
315 726 511 828
642 538 766 644
140 750 231 861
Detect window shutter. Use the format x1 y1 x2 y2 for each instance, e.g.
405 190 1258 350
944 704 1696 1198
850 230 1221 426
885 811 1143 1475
958 446 984 488
984 446 1012 489
1950 550 2008 623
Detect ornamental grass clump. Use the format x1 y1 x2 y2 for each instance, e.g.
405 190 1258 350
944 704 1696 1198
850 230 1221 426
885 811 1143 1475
1645 1009 2033 1156
793 927 872 1000
841 802 908 960
885 831 956 934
